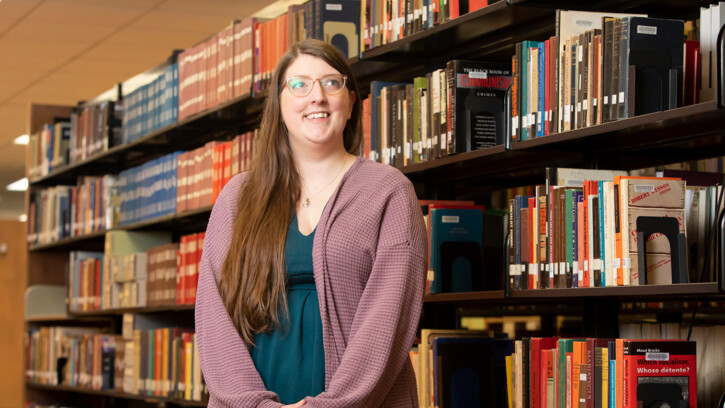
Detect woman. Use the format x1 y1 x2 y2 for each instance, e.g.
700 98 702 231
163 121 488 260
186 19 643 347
195 38 427 407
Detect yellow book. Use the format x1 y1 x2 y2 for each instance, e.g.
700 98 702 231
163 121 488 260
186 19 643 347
162 328 169 396
505 355 514 408
601 347 609 408
184 336 193 400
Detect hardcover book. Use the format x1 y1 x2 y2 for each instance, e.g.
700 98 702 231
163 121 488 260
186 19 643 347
445 60 512 151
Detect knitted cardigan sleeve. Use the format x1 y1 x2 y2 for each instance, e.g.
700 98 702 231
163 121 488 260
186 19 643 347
194 175 283 408
305 175 428 407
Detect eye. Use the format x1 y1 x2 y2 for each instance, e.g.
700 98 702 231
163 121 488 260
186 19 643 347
321 76 343 89
288 78 309 90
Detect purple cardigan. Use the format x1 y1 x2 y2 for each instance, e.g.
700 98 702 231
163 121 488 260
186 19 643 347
195 156 427 407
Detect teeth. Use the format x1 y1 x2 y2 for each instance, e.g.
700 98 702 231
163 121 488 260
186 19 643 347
306 112 329 119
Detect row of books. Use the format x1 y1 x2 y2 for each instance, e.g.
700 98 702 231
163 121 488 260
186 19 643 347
118 152 180 226
67 230 203 312
176 131 257 213
28 130 256 246
361 0 489 51
412 329 511 408
27 175 118 246
508 168 724 291
505 337 696 408
362 61 512 166
71 101 124 164
27 122 71 180
24 326 206 402
122 63 179 144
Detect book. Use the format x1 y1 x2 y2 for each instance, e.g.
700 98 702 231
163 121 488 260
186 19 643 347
428 205 485 293
621 340 697 408
446 60 512 151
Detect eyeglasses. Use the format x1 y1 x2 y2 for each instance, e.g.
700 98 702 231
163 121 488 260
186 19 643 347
283 75 348 97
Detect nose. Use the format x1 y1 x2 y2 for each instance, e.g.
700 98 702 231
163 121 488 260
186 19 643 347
308 79 327 102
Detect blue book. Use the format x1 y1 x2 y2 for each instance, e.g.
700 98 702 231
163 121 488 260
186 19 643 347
428 205 485 294
369 81 407 162
537 41 546 137
171 63 179 124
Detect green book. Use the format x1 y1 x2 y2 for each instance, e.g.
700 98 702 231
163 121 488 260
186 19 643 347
557 338 585 408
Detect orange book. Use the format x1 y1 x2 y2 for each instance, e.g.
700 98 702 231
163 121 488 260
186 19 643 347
154 328 163 396
615 338 625 408
223 141 232 188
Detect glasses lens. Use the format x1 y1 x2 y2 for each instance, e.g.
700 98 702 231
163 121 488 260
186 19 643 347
288 77 312 97
320 75 345 94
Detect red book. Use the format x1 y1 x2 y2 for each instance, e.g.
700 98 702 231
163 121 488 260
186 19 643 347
621 340 697 408
231 135 240 177
207 35 218 111
528 196 536 289
188 233 205 304
683 40 700 105
530 337 558 408
176 235 187 304
469 0 488 12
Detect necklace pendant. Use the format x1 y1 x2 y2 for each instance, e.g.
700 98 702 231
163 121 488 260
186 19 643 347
302 198 310 208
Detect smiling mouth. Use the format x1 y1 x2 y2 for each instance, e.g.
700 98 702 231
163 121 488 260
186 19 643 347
306 112 329 119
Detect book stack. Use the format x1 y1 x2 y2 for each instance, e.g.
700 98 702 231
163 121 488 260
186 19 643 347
414 329 512 408
507 168 690 290
505 337 697 408
177 232 205 305
68 251 104 312
362 0 489 51
27 175 119 246
27 121 71 180
146 243 180 308
119 327 204 400
510 11 690 142
118 152 180 226
365 60 512 165
179 18 255 120
177 130 257 213
122 63 179 144
70 101 124 163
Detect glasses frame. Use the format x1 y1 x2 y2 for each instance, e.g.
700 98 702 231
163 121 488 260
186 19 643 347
283 75 348 98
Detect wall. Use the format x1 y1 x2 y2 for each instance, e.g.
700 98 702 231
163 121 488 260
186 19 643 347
0 220 26 408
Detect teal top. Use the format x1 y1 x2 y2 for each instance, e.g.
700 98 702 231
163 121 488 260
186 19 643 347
250 216 325 404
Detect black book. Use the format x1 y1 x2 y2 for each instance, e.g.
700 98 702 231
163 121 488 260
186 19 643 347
445 60 512 152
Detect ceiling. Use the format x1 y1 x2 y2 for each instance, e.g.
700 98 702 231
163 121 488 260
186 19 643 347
0 0 284 220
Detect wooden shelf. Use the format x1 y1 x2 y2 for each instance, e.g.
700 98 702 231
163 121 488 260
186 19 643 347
423 283 724 303
25 382 206 406
28 205 212 252
69 303 195 316
29 94 264 187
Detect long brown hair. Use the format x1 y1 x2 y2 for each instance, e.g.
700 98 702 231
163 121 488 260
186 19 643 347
219 39 362 345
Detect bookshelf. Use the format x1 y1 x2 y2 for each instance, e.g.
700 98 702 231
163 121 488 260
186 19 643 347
24 0 725 406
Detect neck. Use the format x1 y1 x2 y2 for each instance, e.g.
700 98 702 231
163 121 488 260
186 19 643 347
295 147 350 184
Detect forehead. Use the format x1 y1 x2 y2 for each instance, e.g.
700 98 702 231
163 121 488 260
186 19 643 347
284 54 341 78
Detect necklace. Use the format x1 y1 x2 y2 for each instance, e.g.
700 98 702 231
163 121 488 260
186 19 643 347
302 156 347 208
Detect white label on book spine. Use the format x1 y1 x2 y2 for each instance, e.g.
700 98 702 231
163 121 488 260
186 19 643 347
564 106 571 123
469 71 488 79
622 257 631 269
583 99 588 111
365 29 369 38
531 263 538 276
560 262 566 274
646 352 670 361
428 270 435 281
442 215 459 223
634 184 655 192
619 91 625 103
637 25 658 35
593 98 598 107
522 115 529 128
577 102 581 113
611 94 618 105
580 374 587 381
614 258 621 269
603 95 609 105
538 111 542 124
584 260 589 271
326 3 342 11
